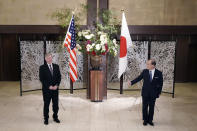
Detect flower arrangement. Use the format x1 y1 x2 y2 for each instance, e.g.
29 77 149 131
51 4 120 57
76 29 118 56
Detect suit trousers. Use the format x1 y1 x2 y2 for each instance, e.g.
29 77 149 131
42 90 59 120
142 96 156 122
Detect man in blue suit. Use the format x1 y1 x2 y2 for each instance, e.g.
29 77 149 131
128 59 163 126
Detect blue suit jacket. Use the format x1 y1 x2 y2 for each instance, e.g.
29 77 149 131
131 69 163 98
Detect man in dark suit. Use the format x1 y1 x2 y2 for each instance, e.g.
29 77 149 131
128 59 163 126
39 53 61 125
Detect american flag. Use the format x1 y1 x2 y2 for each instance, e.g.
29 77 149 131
63 15 77 82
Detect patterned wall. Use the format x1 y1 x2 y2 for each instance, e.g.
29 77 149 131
150 41 176 93
107 41 148 89
20 40 175 93
20 41 44 91
46 41 84 89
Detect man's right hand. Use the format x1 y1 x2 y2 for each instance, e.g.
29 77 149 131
49 86 53 90
49 86 58 90
53 85 58 90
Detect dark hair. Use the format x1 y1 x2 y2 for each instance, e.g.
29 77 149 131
150 59 156 66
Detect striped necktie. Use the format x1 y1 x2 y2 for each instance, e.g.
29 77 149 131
49 64 53 76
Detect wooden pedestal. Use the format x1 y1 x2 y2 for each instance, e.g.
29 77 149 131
90 70 104 102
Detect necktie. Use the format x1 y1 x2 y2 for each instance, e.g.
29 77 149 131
49 64 53 76
149 71 152 82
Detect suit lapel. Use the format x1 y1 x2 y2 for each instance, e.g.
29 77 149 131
148 69 157 83
152 69 158 81
146 70 151 83
52 63 55 76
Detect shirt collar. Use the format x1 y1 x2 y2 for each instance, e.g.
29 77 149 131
47 63 53 68
149 68 155 72
47 63 52 66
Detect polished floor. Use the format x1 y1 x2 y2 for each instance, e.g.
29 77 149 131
0 82 197 131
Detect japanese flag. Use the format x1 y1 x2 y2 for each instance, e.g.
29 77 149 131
118 12 133 78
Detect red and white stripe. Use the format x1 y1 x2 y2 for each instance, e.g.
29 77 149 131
69 49 77 82
63 32 71 53
63 20 78 82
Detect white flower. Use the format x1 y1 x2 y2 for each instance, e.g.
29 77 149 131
84 35 91 40
113 39 116 44
101 45 106 52
114 43 118 48
90 34 94 37
82 30 89 36
114 49 117 56
78 32 82 37
100 34 106 40
97 31 102 35
86 44 93 52
100 41 105 45
92 43 95 47
100 35 104 41
86 48 89 52
95 44 101 51
100 34 107 44
84 33 94 40
76 44 82 50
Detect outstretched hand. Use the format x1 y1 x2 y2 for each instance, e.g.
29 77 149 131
128 80 131 87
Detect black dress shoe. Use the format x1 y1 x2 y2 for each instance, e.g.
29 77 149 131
44 119 48 125
53 118 60 123
143 121 147 126
148 121 154 126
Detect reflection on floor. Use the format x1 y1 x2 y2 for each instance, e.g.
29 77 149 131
0 82 197 131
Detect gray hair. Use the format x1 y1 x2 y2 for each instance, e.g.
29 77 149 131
45 53 52 58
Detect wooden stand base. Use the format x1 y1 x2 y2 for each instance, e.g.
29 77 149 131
90 70 104 102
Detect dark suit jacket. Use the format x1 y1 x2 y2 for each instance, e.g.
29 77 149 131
131 69 163 98
39 63 61 92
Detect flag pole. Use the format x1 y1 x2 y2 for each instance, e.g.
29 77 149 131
120 9 124 94
120 74 123 94
70 11 74 94
70 78 73 94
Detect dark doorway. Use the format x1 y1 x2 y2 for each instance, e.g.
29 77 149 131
0 35 19 81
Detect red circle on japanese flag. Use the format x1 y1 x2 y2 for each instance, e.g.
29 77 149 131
119 36 127 58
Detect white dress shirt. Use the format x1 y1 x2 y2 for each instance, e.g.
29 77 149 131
47 63 53 70
149 68 155 79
